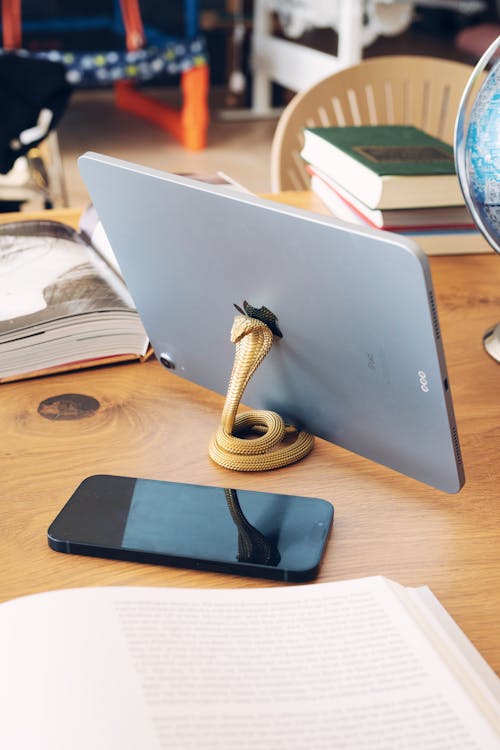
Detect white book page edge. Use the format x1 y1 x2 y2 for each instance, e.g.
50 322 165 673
391 581 500 734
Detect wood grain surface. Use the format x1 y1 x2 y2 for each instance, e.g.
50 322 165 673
1 199 499 674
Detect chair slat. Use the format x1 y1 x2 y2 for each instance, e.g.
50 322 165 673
347 89 362 125
331 97 345 126
364 84 378 125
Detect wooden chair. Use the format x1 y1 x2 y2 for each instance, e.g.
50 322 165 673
270 55 475 192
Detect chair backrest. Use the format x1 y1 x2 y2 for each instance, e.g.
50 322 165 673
270 55 475 192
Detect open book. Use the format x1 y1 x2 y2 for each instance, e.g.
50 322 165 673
0 213 149 382
1 576 498 748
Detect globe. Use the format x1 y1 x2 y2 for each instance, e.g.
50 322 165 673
455 35 500 361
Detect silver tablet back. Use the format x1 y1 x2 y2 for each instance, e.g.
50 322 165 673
79 152 464 493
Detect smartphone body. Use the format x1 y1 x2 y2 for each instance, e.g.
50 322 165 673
48 475 333 582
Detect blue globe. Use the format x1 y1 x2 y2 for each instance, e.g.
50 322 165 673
455 36 500 361
455 37 500 254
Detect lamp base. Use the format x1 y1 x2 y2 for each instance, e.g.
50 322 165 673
483 322 500 362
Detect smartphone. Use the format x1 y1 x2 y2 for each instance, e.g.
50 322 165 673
48 475 333 582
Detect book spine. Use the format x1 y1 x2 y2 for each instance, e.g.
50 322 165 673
302 132 383 208
309 168 475 232
310 174 379 228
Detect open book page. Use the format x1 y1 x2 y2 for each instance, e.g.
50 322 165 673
0 222 137 337
0 219 149 379
1 578 498 749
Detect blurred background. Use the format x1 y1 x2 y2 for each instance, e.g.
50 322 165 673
2 0 499 206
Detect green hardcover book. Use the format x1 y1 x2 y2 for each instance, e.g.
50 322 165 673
301 125 464 210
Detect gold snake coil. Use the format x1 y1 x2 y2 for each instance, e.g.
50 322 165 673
209 315 314 471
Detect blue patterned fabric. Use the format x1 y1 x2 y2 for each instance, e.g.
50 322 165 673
0 35 207 87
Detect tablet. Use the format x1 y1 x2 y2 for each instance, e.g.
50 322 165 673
79 152 464 493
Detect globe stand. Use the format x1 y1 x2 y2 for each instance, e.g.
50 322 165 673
484 323 500 362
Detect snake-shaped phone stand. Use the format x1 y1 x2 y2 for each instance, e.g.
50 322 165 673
209 302 314 471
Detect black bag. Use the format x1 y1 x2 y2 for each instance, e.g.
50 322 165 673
0 54 72 174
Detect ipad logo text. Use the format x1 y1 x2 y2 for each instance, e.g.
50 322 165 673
418 370 429 393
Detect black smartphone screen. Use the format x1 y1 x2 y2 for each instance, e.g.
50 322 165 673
48 475 333 581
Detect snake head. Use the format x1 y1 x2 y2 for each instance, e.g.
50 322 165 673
233 300 283 338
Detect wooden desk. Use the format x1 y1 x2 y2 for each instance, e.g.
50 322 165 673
1 196 499 674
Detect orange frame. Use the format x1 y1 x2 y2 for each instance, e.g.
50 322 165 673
114 63 210 151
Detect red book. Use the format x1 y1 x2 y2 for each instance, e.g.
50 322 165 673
308 167 492 256
307 165 475 231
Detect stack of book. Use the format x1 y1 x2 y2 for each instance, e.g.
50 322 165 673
301 124 492 256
